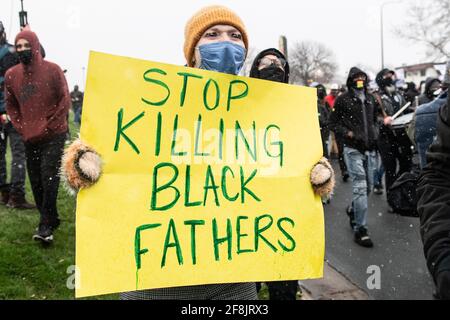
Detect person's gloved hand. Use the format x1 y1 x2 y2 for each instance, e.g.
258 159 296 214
61 138 102 194
310 157 335 197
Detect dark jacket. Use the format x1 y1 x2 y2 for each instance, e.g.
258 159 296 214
249 48 290 84
318 99 331 132
315 84 331 133
330 67 379 154
418 78 441 106
0 42 19 113
5 30 70 143
417 97 450 300
375 70 412 144
415 93 448 168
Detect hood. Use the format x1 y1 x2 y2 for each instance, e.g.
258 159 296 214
375 68 395 89
406 82 417 92
310 83 327 100
423 77 441 96
346 67 368 90
14 30 43 67
249 48 290 83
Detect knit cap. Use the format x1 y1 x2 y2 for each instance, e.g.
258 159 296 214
184 5 249 67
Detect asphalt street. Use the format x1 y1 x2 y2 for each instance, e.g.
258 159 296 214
323 159 435 300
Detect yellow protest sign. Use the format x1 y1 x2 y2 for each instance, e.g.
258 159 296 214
75 51 324 298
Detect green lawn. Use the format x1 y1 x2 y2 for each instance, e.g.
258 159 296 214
0 112 116 300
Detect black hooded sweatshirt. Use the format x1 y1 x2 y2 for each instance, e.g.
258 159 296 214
249 48 290 84
329 67 379 154
417 95 450 300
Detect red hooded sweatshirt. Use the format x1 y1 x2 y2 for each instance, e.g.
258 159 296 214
4 30 70 144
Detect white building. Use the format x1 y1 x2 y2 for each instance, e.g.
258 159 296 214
395 62 446 88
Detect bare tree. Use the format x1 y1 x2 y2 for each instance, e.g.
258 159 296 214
289 41 338 85
395 0 450 61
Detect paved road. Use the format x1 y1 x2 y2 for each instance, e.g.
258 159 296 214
323 159 435 300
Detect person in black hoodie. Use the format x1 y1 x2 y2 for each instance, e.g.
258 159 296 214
249 48 289 83
330 67 379 248
374 69 413 212
417 61 450 300
418 78 442 106
404 82 420 107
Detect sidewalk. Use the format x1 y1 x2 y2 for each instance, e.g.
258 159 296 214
299 261 370 300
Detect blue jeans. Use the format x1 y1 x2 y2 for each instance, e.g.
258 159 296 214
73 105 82 125
374 152 384 187
0 122 27 196
344 147 376 232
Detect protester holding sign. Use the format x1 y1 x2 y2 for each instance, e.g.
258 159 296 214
62 5 334 299
330 67 378 248
5 29 70 243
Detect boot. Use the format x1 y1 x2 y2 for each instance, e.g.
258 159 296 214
1 190 9 205
6 193 36 210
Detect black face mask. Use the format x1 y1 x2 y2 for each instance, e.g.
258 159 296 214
17 50 32 65
382 77 394 88
258 65 285 83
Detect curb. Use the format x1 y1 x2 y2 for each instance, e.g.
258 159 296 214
299 261 370 300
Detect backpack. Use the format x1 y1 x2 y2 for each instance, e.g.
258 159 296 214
387 170 420 217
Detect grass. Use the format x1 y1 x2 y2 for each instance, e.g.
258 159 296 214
0 112 116 300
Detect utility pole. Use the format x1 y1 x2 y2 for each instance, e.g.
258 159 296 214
82 67 86 90
380 1 402 69
279 35 288 60
19 0 28 29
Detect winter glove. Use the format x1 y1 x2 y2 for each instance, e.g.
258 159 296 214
310 157 335 197
61 138 102 194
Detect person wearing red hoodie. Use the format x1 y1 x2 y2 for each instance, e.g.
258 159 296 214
4 29 70 243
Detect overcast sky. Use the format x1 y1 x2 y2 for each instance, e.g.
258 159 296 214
0 0 433 89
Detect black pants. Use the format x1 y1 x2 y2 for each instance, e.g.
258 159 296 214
335 133 348 176
25 134 65 226
377 128 413 196
0 122 27 195
321 129 330 158
257 281 298 300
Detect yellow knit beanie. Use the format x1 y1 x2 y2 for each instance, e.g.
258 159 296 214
184 5 249 67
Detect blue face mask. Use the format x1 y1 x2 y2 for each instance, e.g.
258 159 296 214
198 41 246 75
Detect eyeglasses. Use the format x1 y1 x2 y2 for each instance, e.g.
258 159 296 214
259 56 287 69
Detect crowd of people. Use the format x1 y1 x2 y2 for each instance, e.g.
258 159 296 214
0 4 449 300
